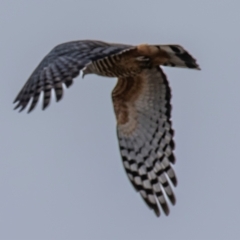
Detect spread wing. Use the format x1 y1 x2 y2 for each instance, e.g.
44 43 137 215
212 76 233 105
112 67 176 217
13 40 132 112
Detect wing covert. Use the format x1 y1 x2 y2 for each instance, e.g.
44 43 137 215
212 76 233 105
112 67 176 216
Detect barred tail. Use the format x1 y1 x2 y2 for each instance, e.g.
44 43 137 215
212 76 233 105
157 44 200 70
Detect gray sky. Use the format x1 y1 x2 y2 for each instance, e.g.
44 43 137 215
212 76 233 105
1 0 240 239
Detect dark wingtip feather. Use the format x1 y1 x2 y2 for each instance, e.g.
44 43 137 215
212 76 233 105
28 102 38 113
13 90 23 104
27 107 34 114
14 102 21 110
18 105 27 112
14 101 28 112
55 91 63 102
169 153 176 164
65 79 73 88
54 83 63 102
161 202 170 216
42 98 51 110
42 105 46 110
13 97 19 104
28 102 36 113
153 205 161 217
169 193 176 206
171 176 177 187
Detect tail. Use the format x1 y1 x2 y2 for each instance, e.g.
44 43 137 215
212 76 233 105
157 44 200 70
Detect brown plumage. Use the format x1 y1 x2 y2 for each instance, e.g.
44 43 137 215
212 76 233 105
14 40 200 216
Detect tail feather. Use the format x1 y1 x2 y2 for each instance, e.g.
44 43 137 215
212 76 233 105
157 45 200 70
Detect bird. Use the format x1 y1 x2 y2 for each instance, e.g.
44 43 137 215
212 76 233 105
13 40 200 217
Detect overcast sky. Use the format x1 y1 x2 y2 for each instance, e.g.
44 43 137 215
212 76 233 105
1 0 240 239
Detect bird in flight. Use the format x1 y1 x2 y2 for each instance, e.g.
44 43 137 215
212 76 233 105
14 40 200 217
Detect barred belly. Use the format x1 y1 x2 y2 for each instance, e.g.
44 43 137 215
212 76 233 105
82 53 146 78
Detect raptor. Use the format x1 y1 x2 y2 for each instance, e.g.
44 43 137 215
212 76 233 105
14 40 200 216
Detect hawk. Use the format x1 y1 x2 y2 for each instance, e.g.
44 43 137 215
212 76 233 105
14 40 200 217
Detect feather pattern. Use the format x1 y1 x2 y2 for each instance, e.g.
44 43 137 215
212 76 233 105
13 39 200 217
112 67 176 216
14 40 133 112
